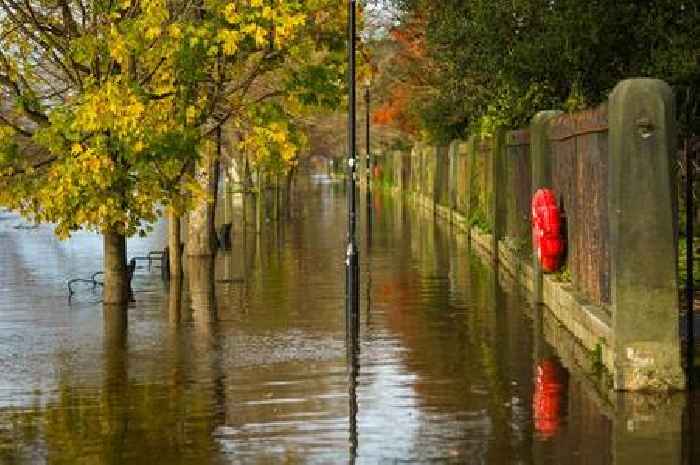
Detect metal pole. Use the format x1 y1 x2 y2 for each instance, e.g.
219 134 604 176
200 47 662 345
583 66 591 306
346 0 360 317
347 287 360 464
686 139 694 385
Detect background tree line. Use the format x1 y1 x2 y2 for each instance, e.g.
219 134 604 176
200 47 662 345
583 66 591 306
372 0 700 143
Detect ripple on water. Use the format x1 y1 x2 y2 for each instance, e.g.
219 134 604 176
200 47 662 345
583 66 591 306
0 187 689 464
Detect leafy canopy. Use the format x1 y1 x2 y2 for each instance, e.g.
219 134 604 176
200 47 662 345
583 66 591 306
0 0 346 237
379 0 700 142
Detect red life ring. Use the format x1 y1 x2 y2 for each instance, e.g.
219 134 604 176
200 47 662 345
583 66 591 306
531 188 563 273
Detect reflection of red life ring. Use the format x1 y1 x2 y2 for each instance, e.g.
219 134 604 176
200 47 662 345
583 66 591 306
373 165 382 179
532 189 563 273
533 359 565 439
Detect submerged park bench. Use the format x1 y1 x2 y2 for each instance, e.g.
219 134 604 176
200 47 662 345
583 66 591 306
68 250 168 302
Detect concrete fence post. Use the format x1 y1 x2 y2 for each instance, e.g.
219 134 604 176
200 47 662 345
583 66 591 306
608 78 685 390
448 141 459 222
427 145 439 211
530 111 563 303
492 129 507 262
461 141 472 232
466 136 477 230
394 150 402 191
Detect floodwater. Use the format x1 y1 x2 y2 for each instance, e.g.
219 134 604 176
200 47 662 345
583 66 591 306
0 176 698 464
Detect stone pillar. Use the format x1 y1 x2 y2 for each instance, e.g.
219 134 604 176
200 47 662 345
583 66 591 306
435 145 450 208
393 150 401 191
608 78 685 390
492 129 507 261
426 145 438 210
612 394 685 464
448 141 457 216
465 136 477 232
411 144 422 196
530 111 563 303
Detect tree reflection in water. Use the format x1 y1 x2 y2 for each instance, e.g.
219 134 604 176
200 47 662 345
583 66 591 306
0 185 695 464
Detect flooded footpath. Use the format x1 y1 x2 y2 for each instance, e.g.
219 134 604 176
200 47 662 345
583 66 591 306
0 177 698 464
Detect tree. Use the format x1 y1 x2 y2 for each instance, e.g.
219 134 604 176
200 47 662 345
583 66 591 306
384 0 700 141
0 0 346 303
177 0 347 257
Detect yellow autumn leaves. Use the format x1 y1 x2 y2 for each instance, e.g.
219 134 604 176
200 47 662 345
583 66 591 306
0 0 345 239
75 84 145 135
240 121 305 170
220 0 307 51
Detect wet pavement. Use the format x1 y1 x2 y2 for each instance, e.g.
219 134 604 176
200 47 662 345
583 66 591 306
0 177 698 464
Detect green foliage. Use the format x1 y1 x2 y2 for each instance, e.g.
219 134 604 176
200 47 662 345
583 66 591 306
504 236 531 260
554 266 572 283
590 339 604 372
0 0 347 238
468 208 491 233
388 0 700 139
678 236 700 288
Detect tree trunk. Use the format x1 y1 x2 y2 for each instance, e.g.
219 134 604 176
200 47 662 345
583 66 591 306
188 130 222 256
103 230 129 305
274 174 280 222
243 151 253 191
209 157 220 246
188 157 218 256
102 301 128 461
168 209 182 278
188 256 216 326
256 168 263 234
285 167 296 220
168 277 182 324
223 160 234 226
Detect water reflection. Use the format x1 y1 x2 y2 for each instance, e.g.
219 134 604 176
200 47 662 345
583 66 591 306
103 305 128 465
0 182 697 464
532 358 567 440
347 294 360 465
188 256 217 325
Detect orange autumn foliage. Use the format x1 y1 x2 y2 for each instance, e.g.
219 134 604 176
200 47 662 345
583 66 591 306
372 12 431 136
372 87 416 134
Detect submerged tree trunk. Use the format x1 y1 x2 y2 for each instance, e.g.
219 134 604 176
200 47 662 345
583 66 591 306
102 300 128 461
188 132 221 256
274 174 280 222
256 168 263 234
285 166 296 220
103 230 129 305
168 209 182 278
209 157 220 247
188 158 218 256
168 277 183 324
188 256 216 325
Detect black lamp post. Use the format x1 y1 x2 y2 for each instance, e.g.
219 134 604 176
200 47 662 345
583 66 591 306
346 4 361 461
346 0 360 317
